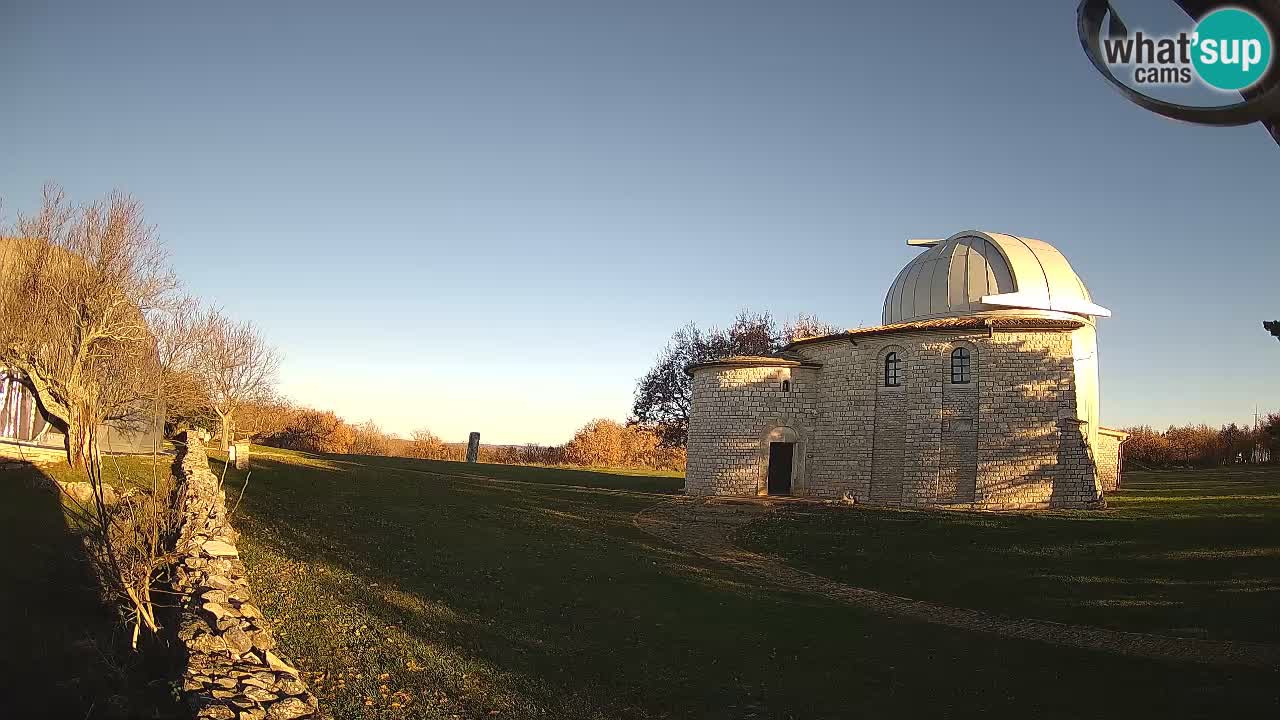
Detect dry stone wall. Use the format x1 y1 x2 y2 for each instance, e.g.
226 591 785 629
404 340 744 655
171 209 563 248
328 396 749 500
171 433 319 720
688 327 1113 509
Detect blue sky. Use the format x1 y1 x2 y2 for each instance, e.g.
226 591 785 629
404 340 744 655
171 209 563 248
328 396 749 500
3 0 1276 444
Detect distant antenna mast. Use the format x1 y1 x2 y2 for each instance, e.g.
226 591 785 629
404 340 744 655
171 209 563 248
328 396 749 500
1253 405 1271 463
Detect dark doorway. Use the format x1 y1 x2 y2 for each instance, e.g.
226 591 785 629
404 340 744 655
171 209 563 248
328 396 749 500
767 442 794 495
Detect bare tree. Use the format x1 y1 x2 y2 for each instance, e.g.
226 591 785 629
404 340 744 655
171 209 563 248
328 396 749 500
2 185 182 651
194 310 280 450
783 313 842 342
0 184 178 467
150 296 214 430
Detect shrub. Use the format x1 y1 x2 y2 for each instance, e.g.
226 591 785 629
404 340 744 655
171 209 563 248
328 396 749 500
350 420 394 456
265 407 355 454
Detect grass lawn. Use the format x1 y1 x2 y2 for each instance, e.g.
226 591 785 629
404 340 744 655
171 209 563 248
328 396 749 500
332 452 685 494
738 466 1280 644
212 448 1278 719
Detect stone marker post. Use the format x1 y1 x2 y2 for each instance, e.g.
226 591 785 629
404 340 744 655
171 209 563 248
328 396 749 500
466 432 480 463
232 441 250 470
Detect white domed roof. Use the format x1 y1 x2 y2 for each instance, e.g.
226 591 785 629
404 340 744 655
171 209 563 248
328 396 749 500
882 231 1110 325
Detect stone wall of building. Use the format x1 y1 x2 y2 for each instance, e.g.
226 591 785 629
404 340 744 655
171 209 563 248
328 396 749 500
685 364 817 496
969 329 1100 509
1097 430 1125 492
687 326 1108 509
869 381 906 503
790 338 873 500
939 374 979 504
171 433 319 720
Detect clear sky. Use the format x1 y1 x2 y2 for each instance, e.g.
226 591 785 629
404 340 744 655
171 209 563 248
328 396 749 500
3 0 1276 445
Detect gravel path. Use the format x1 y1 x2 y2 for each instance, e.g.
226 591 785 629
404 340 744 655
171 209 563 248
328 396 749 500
634 497 1280 669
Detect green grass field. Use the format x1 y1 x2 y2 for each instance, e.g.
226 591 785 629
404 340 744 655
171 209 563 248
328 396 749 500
4 450 1279 718
739 466 1280 644
211 449 1278 719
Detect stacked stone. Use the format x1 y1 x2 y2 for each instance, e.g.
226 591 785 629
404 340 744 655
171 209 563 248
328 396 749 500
171 433 319 720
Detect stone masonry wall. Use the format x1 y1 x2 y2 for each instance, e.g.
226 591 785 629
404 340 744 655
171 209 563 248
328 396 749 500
869 384 905 503
971 330 1100 509
1097 431 1124 492
939 378 979 504
794 331 991 503
686 327 1106 509
685 365 817 495
794 338 875 500
171 433 319 720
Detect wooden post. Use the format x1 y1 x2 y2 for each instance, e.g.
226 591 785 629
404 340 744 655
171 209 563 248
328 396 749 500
466 432 480 463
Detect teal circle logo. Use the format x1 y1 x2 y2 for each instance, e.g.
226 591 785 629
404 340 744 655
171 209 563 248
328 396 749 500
1192 8 1273 91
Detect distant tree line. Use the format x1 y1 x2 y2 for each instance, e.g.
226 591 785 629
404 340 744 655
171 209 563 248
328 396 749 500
1121 416 1280 469
399 418 684 470
235 399 686 472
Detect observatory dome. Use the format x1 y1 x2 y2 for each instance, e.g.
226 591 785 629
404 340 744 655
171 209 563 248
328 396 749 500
882 231 1110 325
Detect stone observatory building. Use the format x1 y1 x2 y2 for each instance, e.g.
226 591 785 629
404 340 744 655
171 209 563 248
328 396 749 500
685 230 1128 509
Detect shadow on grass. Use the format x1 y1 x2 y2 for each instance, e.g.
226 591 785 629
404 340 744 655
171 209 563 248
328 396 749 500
739 467 1280 644
0 463 180 719
214 454 1280 719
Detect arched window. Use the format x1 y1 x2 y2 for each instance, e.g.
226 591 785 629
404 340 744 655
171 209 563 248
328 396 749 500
884 352 902 387
951 347 971 384
781 379 791 393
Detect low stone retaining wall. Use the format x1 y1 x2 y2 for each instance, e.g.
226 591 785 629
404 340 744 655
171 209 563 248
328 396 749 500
171 433 319 720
